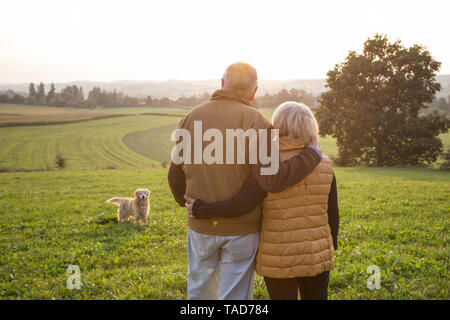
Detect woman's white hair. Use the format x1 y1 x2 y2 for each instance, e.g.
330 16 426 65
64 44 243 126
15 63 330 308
271 101 319 145
222 62 258 93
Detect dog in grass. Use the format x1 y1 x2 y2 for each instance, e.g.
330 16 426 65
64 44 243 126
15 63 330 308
106 189 150 223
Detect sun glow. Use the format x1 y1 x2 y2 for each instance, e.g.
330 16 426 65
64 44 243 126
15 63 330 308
0 0 449 83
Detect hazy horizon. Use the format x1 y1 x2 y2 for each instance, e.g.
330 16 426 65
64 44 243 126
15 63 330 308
0 78 326 85
1 0 450 83
2 74 450 86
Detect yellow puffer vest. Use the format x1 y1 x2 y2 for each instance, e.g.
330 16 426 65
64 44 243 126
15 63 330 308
255 137 335 278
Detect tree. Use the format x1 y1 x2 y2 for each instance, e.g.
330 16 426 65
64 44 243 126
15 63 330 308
87 87 139 108
254 88 317 109
28 83 36 104
435 97 449 113
145 95 153 106
159 97 171 107
36 82 46 104
316 34 450 166
47 83 56 103
87 87 102 106
59 85 84 107
12 94 25 104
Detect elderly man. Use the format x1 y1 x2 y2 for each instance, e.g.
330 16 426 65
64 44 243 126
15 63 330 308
168 62 322 300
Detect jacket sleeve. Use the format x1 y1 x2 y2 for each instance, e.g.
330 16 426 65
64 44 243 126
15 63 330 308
250 128 321 193
327 174 339 250
168 161 186 207
191 177 267 219
167 115 189 207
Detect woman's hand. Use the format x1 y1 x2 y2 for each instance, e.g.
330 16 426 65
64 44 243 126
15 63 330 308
184 195 196 218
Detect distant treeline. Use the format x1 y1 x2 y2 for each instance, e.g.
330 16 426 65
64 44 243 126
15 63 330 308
146 88 319 109
0 83 139 108
425 96 450 115
146 92 211 108
1 82 449 113
255 88 317 108
0 82 320 109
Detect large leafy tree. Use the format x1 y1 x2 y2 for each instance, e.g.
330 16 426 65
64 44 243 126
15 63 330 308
317 34 449 166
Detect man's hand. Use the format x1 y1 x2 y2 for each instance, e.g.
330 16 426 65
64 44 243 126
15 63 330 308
184 195 196 218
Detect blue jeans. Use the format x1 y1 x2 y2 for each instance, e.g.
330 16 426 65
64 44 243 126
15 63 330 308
187 228 259 300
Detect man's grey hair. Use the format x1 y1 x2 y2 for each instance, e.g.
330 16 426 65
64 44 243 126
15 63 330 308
222 62 258 93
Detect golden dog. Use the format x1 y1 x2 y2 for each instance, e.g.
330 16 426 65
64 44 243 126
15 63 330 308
106 189 150 223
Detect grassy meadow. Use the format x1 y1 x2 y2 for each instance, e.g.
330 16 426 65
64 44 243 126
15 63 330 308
0 105 340 171
0 114 181 171
91 106 188 116
0 168 448 299
0 103 106 125
0 103 448 300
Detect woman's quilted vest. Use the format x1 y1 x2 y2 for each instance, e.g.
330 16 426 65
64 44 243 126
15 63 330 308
255 137 335 278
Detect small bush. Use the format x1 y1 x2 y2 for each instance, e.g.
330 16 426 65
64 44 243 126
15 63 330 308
55 154 67 169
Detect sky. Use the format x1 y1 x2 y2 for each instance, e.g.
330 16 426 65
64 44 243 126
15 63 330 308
1 0 449 83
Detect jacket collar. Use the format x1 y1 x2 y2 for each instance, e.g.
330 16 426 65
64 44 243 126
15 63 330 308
279 136 306 152
210 90 254 107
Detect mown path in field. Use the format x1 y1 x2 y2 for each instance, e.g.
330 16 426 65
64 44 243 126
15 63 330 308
0 104 448 172
123 122 340 163
123 123 177 163
0 115 181 171
100 109 450 164
121 108 340 163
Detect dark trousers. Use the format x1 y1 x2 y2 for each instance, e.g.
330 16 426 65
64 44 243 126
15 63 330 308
264 271 330 300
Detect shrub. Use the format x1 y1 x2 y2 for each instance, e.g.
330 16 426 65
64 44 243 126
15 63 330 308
55 154 67 169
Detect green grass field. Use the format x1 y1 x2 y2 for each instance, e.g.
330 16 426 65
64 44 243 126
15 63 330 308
0 104 446 170
0 168 448 299
122 107 339 162
0 106 339 171
0 104 449 300
123 123 178 163
0 104 187 128
123 122 339 163
91 106 188 116
0 103 106 125
0 115 181 171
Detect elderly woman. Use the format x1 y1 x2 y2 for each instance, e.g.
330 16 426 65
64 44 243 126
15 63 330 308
185 101 339 300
